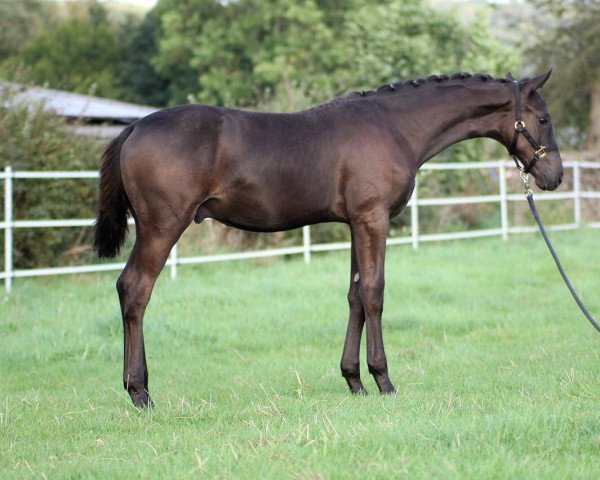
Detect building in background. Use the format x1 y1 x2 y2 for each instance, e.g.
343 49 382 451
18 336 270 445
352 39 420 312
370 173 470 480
3 83 157 139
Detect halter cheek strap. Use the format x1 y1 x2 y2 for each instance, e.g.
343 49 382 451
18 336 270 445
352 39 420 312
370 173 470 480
509 80 558 174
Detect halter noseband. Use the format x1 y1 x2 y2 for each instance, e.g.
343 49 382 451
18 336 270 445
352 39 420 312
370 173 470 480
509 80 557 174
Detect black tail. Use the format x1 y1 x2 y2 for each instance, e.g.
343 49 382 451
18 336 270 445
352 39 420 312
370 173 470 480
93 125 135 258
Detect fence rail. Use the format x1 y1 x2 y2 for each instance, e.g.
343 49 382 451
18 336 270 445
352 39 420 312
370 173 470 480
2 160 600 293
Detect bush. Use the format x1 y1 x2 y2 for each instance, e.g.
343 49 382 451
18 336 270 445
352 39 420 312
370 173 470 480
0 86 102 268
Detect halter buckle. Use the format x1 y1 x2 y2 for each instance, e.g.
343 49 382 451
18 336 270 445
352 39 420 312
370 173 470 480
514 120 525 132
534 146 547 159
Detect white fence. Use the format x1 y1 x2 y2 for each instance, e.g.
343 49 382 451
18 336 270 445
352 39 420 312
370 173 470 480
2 160 600 293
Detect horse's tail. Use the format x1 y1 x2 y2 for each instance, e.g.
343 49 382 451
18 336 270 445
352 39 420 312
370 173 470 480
93 125 135 258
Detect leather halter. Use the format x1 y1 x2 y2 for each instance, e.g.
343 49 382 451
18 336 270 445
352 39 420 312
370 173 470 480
509 80 558 174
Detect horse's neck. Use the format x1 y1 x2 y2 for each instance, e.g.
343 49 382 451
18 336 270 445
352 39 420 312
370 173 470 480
380 83 512 167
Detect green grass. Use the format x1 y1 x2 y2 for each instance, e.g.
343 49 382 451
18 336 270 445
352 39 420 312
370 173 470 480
2 230 600 478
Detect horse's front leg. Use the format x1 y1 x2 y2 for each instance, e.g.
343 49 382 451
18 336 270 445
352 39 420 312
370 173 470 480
340 235 368 394
350 213 396 394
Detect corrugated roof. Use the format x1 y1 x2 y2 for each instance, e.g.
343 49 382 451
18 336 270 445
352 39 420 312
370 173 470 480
3 83 158 123
72 124 130 139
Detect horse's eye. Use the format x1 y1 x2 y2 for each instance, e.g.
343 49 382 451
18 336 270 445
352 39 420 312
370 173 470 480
538 117 549 126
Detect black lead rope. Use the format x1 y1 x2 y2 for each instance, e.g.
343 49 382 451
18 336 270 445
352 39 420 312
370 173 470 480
524 189 600 334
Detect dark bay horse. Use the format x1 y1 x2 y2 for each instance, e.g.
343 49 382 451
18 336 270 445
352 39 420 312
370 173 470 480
94 71 563 407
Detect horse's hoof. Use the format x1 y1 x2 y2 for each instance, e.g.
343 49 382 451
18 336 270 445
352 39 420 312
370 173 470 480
376 378 396 395
353 387 369 396
345 377 368 396
348 383 369 395
129 389 154 409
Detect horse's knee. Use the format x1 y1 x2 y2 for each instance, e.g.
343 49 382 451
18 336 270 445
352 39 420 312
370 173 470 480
359 284 384 317
358 273 383 298
347 284 361 309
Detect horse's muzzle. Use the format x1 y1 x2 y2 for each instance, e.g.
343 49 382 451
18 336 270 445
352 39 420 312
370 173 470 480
535 169 563 191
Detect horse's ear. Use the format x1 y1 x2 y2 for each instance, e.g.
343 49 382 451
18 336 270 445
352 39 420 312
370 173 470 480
523 69 553 93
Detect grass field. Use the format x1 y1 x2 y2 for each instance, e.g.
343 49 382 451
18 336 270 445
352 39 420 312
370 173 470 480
2 229 600 478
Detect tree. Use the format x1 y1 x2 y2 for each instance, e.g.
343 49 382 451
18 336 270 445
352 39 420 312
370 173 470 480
0 0 54 61
337 3 516 92
118 11 170 106
526 0 600 150
153 0 516 108
152 0 222 104
19 2 122 99
154 0 342 106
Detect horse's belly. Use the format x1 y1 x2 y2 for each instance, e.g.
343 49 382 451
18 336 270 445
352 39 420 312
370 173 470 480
195 191 341 232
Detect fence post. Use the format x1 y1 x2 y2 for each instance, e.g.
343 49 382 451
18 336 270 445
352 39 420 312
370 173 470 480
573 161 581 227
4 166 13 293
499 160 508 241
411 176 419 250
170 243 178 280
302 225 311 264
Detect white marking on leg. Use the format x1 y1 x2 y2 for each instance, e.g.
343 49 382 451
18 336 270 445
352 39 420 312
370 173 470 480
353 272 360 283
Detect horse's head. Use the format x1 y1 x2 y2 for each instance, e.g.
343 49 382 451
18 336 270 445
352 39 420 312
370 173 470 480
505 70 563 191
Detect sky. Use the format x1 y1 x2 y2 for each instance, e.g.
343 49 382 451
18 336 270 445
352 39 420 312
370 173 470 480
96 0 517 7
51 0 158 5
102 0 157 5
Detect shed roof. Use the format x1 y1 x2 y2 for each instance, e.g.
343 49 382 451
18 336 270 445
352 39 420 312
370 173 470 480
3 83 158 123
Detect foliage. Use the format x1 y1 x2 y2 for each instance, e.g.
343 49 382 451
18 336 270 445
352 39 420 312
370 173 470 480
337 4 514 90
151 0 220 105
117 11 170 107
153 0 341 106
19 8 122 99
4 0 519 116
525 0 600 149
3 231 600 477
153 0 517 108
0 88 102 269
0 0 55 61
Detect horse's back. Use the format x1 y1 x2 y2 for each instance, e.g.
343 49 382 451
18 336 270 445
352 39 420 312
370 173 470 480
122 104 224 169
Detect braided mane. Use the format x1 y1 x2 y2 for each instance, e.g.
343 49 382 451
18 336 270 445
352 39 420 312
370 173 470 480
347 72 511 98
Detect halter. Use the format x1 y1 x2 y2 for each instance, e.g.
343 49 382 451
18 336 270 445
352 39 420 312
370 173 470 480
509 80 558 174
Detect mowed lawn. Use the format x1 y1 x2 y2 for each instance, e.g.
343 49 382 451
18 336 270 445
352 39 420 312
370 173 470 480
2 229 600 478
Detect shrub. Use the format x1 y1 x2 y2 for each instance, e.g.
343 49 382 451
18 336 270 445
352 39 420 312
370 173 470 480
0 86 102 268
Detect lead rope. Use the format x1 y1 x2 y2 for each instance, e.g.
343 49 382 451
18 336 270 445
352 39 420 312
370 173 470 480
520 172 600 334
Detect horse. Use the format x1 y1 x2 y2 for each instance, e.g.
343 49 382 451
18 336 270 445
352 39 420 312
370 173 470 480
94 70 563 408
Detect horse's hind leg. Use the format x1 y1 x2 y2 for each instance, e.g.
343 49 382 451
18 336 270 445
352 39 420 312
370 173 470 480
340 235 368 394
117 215 191 408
